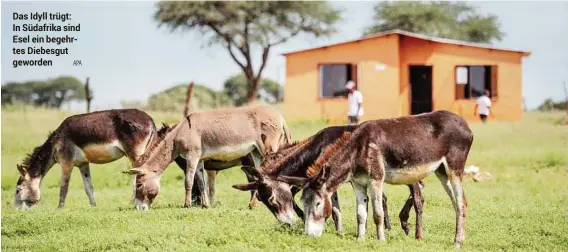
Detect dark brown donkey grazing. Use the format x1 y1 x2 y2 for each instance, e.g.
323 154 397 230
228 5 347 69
13 109 198 209
295 111 473 248
233 125 425 237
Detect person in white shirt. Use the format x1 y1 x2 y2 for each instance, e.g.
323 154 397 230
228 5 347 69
345 80 364 124
475 90 492 123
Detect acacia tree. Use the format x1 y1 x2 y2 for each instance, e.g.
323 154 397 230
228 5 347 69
154 1 340 104
363 2 504 44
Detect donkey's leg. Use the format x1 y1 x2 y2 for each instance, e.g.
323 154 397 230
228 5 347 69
435 167 463 247
206 170 217 205
193 162 206 205
330 191 343 232
184 155 209 208
449 175 466 247
411 182 425 240
370 180 386 241
131 175 136 204
245 152 262 209
290 186 304 221
78 164 96 207
399 185 414 236
382 192 391 231
175 157 201 204
57 162 74 208
352 182 368 241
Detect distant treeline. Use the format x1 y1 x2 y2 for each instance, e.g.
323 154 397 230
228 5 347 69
143 74 283 112
537 98 567 112
1 75 88 109
2 74 282 112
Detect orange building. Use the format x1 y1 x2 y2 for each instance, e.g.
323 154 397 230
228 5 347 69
283 30 530 122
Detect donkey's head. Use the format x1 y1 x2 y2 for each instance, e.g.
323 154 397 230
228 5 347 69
123 166 161 210
299 167 332 237
14 164 41 209
232 165 306 226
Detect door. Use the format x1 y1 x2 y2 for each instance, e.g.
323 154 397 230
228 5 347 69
409 65 433 115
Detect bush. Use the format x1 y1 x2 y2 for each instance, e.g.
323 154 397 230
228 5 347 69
145 84 232 113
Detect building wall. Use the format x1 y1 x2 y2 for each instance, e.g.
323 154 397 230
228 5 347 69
399 36 524 121
284 34 525 122
284 34 401 122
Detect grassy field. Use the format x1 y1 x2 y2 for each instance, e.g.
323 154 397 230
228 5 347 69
1 107 567 251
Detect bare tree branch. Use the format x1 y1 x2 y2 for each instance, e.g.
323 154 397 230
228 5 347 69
255 46 271 81
227 43 246 72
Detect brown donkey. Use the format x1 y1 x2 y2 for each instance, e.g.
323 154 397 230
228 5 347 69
124 105 291 210
13 109 197 209
233 125 425 238
294 111 473 247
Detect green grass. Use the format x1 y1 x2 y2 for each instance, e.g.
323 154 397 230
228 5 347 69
2 108 568 251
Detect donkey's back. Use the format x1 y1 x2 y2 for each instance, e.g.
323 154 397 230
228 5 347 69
180 105 290 160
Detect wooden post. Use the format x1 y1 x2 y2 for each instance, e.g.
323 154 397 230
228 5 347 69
564 81 568 114
184 82 195 116
85 77 93 113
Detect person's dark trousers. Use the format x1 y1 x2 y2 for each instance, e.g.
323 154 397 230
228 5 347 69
348 116 359 125
480 114 488 123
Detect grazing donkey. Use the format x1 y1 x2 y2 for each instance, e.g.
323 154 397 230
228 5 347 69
294 111 473 247
233 125 425 238
13 109 197 209
124 105 291 210
165 123 261 209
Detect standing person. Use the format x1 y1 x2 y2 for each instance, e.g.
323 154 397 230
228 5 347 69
346 80 364 124
474 90 492 123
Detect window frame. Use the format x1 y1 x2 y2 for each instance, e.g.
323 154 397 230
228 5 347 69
317 63 356 100
454 65 498 100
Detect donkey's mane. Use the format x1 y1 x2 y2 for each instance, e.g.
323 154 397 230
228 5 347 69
263 131 353 178
20 131 57 177
306 132 352 177
135 123 177 166
260 137 311 173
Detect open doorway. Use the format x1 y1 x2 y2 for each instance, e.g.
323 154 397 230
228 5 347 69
409 65 433 115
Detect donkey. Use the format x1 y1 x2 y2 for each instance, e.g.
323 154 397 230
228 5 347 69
123 105 292 210
233 125 425 238
293 111 473 247
13 109 199 209
161 124 264 209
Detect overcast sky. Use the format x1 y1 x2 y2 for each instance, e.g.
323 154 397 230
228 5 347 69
2 1 567 110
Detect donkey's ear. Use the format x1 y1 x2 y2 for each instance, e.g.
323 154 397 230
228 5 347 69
265 145 276 154
241 165 263 182
232 182 258 191
278 175 308 186
122 168 146 175
16 164 27 176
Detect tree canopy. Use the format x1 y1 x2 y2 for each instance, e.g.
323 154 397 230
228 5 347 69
154 1 340 104
1 76 88 109
145 83 232 112
223 74 282 106
363 1 504 44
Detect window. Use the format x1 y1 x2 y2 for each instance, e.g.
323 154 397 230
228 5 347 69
319 64 357 98
455 65 498 99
